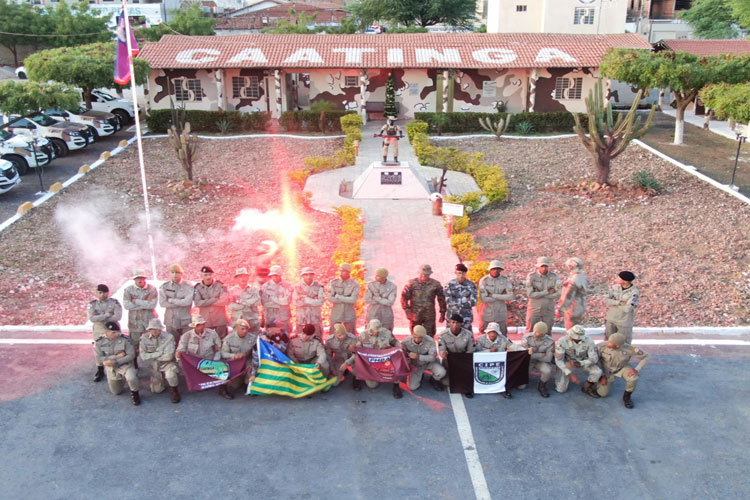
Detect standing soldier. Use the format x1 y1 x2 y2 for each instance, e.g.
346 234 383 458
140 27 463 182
325 323 357 387
604 271 640 343
558 257 590 330
287 324 330 377
554 324 602 398
227 268 261 327
401 325 447 392
596 333 649 408
438 313 476 398
355 319 402 398
328 262 360 335
476 322 523 399
379 116 403 163
194 265 229 339
87 284 122 382
139 319 181 404
176 315 227 399
524 257 561 333
220 318 259 399
159 264 193 343
261 265 293 332
123 269 158 362
478 260 514 335
94 322 140 406
519 322 556 398
444 263 478 331
401 264 447 337
364 268 397 332
294 267 325 337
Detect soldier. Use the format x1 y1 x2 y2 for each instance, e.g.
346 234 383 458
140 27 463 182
401 325 446 392
524 256 561 333
604 271 640 344
444 263 478 331
193 265 229 339
227 267 261 327
325 323 357 387
123 269 158 360
87 284 122 382
261 265 293 332
478 260 514 335
220 318 259 399
379 116 403 163
355 319 402 398
176 315 227 398
260 319 290 353
293 267 325 337
596 333 649 408
328 262 360 335
159 264 193 343
519 322 556 398
401 264 447 337
554 324 602 398
139 318 180 404
438 313 476 398
287 324 330 377
364 268 397 331
558 257 590 330
94 321 140 406
476 321 523 399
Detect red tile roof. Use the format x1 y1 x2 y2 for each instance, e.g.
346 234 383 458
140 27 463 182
138 33 650 70
656 39 750 56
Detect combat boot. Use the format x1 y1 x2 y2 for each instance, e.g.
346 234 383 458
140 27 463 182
352 377 362 391
582 381 600 398
537 381 550 398
93 366 104 382
392 383 403 399
130 391 141 406
623 391 634 409
501 390 512 399
170 386 181 404
429 377 445 392
382 156 387 163
219 385 234 400
394 156 398 162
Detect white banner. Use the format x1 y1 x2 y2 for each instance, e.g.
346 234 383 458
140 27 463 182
472 352 507 394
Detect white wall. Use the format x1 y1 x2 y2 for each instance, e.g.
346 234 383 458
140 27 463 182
488 0 628 34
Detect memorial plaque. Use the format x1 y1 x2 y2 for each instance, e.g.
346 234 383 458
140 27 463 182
381 172 402 185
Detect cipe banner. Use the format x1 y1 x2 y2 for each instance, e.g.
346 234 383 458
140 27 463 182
354 346 412 382
447 351 530 394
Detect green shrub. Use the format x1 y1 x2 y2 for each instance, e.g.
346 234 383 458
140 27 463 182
303 155 337 173
279 110 355 132
451 233 480 261
146 109 270 133
515 120 534 135
340 113 363 131
310 100 337 113
447 191 483 213
452 215 469 233
413 111 588 134
405 120 429 142
634 170 663 192
216 118 233 134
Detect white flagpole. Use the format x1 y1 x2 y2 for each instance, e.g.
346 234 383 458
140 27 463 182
122 0 158 282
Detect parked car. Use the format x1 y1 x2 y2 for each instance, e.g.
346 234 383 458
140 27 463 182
2 113 93 157
15 66 26 79
45 106 119 138
0 158 21 194
0 129 53 175
88 90 136 126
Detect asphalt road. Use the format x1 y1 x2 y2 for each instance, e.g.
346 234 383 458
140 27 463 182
0 332 748 499
0 126 134 222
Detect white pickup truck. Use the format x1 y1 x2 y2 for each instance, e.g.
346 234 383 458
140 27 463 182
89 90 137 126
2 113 93 157
45 106 119 138
0 158 21 194
0 129 53 175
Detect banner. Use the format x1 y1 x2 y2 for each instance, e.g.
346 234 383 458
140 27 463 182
180 353 247 391
114 6 140 85
447 351 530 394
354 346 412 383
249 338 336 398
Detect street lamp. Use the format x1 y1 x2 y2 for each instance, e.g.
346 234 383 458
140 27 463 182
730 131 746 191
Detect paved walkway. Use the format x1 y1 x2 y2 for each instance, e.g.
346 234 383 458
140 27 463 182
306 122 480 331
661 108 740 140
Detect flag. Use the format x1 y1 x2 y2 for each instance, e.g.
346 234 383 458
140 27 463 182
114 6 140 85
249 338 336 398
447 351 530 394
180 353 247 391
354 346 412 383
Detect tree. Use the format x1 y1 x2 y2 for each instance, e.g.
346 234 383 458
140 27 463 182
323 16 362 34
139 4 217 42
25 42 149 109
350 0 476 28
700 83 750 123
0 81 81 127
600 49 750 145
384 73 397 117
0 0 47 67
680 0 739 39
572 79 655 186
41 2 111 47
263 10 319 34
728 0 750 29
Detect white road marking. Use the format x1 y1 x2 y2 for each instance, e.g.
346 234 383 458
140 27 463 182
449 392 492 500
0 339 91 345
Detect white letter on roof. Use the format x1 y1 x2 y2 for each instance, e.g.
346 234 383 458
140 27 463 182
535 48 577 64
332 48 375 64
387 48 403 64
472 48 517 64
283 48 324 64
227 48 268 64
175 48 220 65
415 48 461 64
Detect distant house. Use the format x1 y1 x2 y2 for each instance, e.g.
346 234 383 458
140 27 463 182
215 1 349 34
653 39 750 57
487 0 630 35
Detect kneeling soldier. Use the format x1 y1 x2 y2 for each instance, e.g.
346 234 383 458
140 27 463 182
95 321 140 405
554 324 602 398
220 318 259 399
438 313 476 398
596 333 649 408
139 319 181 403
519 321 555 398
402 325 447 392
476 321 522 399
356 319 402 398
287 324 330 377
326 323 357 387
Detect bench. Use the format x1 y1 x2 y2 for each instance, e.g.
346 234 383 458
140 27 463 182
365 101 400 120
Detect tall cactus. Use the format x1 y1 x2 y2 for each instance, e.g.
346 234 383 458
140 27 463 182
479 114 512 140
573 78 655 186
168 121 198 181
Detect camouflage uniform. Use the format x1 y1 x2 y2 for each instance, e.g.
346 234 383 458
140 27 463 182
356 327 400 388
520 332 555 383
287 336 330 376
94 334 138 395
221 330 258 386
227 284 261 326
328 278 360 334
261 280 293 332
401 278 447 337
559 270 590 330
438 327 475 387
293 279 326 336
122 283 157 346
193 281 229 338
87 297 122 365
159 280 194 341
604 284 640 344
401 335 446 390
177 328 222 360
524 270 561 333
444 278 478 331
139 331 179 393
325 332 357 385
364 279 398 331
478 274 514 334
554 334 602 393
596 342 649 397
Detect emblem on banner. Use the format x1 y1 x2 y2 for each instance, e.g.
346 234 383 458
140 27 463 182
474 361 504 385
197 359 230 380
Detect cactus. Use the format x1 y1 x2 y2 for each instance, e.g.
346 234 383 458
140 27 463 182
573 78 655 186
478 114 511 140
168 122 198 181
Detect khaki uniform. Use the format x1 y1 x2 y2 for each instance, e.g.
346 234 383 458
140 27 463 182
139 331 179 393
325 333 357 385
221 331 258 387
293 280 325 336
524 270 561 332
328 278 360 334
596 343 649 397
177 328 222 360
475 333 521 353
604 284 640 343
478 274 514 335
554 335 602 393
356 328 400 388
401 336 446 390
364 280 397 331
380 123 401 159
401 278 447 337
227 285 261 326
87 298 122 365
438 328 475 387
520 333 555 383
122 284 157 346
94 334 138 395
559 270 590 329
159 280 194 340
444 279 478 330
261 280 293 331
193 281 229 338
287 336 329 376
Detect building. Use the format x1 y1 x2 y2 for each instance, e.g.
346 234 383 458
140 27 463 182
487 0 629 34
629 0 694 42
215 1 349 34
137 33 649 119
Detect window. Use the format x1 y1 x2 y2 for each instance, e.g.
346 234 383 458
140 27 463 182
516 5 527 12
554 77 583 100
173 79 202 102
232 76 259 99
344 75 359 87
573 7 595 25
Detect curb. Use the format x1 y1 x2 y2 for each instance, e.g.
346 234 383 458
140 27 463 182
430 134 577 141
144 133 346 140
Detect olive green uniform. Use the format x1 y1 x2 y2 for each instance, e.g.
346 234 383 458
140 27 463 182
325 333 357 385
478 274 514 335
159 280 194 341
364 280 397 331
524 270 561 333
401 335 446 390
287 336 330 376
604 284 640 344
356 328 400 388
554 335 602 393
328 278 360 334
87 297 122 366
123 284 158 346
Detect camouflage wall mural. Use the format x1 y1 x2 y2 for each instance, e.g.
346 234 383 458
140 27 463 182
534 67 597 113
451 69 525 113
226 68 267 112
150 69 215 111
308 69 365 111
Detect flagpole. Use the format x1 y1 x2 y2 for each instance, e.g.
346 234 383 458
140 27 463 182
122 0 158 282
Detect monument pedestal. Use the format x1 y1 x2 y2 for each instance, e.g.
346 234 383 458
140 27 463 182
351 161 431 199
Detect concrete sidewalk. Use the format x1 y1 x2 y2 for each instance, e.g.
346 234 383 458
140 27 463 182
661 108 740 140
